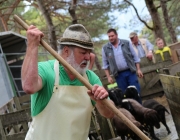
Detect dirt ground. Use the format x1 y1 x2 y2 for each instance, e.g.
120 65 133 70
153 95 179 140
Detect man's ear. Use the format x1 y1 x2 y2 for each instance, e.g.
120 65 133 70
63 46 71 57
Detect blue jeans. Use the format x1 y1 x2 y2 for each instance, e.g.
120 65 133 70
115 69 141 103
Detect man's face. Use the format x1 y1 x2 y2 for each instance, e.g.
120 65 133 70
108 31 118 44
130 36 138 44
66 47 91 75
156 40 164 49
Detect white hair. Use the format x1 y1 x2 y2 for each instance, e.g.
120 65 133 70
66 49 89 75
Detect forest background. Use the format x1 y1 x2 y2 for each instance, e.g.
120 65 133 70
0 0 180 70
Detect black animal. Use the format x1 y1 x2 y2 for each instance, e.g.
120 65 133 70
108 88 123 107
121 99 161 140
108 88 148 140
124 85 142 104
112 108 142 140
143 99 171 135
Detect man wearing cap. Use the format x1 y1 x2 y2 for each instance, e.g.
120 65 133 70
129 32 154 61
22 24 114 140
102 28 143 104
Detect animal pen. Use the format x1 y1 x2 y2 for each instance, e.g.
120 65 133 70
0 31 180 140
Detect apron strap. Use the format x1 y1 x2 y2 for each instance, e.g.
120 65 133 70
54 60 59 86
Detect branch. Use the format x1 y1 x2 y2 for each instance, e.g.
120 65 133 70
156 5 161 9
124 0 153 30
68 0 77 24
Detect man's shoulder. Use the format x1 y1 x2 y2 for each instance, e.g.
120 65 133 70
139 38 147 43
120 39 129 43
102 42 110 48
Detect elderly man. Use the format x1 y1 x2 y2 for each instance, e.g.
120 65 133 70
129 32 154 61
22 24 114 140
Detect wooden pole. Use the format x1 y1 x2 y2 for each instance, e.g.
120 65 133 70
13 14 150 140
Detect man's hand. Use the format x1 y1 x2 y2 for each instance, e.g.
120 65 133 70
27 25 44 48
107 76 114 84
137 69 143 78
87 84 108 101
146 51 153 60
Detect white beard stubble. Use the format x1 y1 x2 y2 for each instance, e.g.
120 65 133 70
66 51 89 75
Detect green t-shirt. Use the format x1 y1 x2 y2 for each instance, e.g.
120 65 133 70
31 60 102 116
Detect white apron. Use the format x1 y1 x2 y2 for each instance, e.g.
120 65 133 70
25 60 93 140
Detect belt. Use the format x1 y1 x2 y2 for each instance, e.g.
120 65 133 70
118 69 130 73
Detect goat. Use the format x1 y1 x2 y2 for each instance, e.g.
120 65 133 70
108 88 123 107
123 85 142 104
108 88 147 140
143 99 171 135
121 99 160 140
113 108 142 140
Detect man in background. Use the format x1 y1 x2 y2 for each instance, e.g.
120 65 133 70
129 32 154 61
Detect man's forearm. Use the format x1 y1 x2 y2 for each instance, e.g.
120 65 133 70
95 100 114 118
135 63 141 71
104 69 111 78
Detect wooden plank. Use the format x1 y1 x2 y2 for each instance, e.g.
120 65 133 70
13 97 21 111
167 99 180 114
17 95 30 104
141 86 164 98
138 77 146 89
159 74 180 87
176 72 180 77
0 118 6 140
169 42 180 63
166 99 180 137
176 49 180 57
163 51 171 61
140 57 150 67
154 53 163 63
0 109 31 126
165 62 180 76
6 131 27 140
145 74 160 89
176 49 180 61
21 104 30 110
141 60 172 74
0 98 16 114
159 55 180 138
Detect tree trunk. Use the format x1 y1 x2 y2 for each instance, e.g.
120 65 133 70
161 0 178 43
145 0 166 43
68 0 102 70
93 51 101 70
69 0 77 24
0 0 21 31
0 16 8 31
37 0 57 51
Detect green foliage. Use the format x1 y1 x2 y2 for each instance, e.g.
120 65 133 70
137 0 179 46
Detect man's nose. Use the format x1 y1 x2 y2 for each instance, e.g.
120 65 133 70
85 53 90 60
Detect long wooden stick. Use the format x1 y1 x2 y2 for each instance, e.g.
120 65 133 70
14 14 150 140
